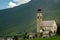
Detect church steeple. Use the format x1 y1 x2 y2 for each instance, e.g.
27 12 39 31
37 9 42 33
37 9 42 19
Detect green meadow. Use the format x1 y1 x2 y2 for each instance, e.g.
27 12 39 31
31 37 60 40
19 36 60 40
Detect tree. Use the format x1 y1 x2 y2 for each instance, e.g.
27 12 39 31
13 36 18 40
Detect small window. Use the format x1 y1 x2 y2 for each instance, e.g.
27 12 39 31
37 16 39 18
40 16 42 18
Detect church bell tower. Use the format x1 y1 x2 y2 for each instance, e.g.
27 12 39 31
37 9 42 33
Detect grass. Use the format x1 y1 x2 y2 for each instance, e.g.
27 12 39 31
30 36 60 40
19 36 60 40
20 36 60 40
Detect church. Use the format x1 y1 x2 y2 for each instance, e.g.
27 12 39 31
25 9 57 39
37 9 57 37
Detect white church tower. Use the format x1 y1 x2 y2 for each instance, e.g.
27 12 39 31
37 9 43 33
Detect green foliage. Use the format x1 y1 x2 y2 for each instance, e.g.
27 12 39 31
55 18 60 35
29 36 60 40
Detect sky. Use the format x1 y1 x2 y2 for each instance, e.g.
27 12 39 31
0 0 31 10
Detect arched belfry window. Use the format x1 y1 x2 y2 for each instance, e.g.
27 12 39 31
40 16 42 19
37 16 42 19
37 16 39 19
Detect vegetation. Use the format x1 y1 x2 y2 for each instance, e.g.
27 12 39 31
29 36 60 40
18 36 60 40
55 18 60 35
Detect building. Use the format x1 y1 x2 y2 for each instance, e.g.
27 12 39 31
37 9 57 37
25 9 57 39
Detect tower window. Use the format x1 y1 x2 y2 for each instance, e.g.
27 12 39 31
40 16 42 18
37 16 42 19
37 16 39 18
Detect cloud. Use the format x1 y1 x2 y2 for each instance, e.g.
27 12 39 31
13 0 31 4
7 2 17 8
7 0 31 8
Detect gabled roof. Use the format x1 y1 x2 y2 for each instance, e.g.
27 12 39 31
42 20 56 27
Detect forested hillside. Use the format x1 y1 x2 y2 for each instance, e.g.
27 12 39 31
0 0 60 36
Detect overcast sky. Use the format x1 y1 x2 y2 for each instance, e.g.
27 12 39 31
0 0 31 10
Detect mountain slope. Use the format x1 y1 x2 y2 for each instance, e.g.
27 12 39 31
0 0 60 36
